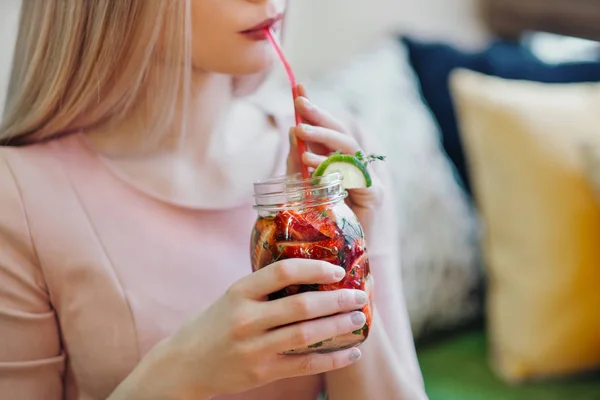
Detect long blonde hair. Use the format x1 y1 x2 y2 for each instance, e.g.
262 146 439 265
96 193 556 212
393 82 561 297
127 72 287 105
0 0 191 146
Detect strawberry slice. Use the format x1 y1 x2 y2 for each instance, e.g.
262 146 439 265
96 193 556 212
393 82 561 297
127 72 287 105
275 209 342 241
251 222 277 271
252 218 272 249
303 208 342 239
275 210 327 241
349 253 369 281
320 253 369 292
362 274 374 328
255 217 275 232
274 236 345 262
340 238 366 271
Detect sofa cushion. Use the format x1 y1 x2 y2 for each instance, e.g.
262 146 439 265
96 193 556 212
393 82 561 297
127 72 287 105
402 36 600 196
450 69 600 382
582 143 600 201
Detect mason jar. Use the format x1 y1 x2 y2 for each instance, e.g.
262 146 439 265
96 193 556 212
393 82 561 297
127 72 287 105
251 172 373 354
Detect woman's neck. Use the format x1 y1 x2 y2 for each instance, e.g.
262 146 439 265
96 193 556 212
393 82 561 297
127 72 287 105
79 69 283 208
86 71 236 161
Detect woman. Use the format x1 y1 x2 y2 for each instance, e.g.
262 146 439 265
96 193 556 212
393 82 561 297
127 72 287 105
0 1 426 399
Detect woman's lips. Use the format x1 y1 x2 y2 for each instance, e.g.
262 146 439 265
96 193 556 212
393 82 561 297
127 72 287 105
240 15 283 41
240 29 270 41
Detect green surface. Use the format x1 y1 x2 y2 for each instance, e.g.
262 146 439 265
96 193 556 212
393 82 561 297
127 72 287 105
417 329 600 400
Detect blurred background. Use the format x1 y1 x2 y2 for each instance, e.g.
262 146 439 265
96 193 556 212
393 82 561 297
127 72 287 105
3 1 600 399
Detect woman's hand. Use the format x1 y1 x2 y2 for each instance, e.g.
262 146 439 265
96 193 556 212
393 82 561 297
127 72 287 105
109 259 368 400
287 85 383 234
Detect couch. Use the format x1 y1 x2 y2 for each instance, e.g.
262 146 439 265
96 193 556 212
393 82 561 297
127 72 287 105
408 34 600 399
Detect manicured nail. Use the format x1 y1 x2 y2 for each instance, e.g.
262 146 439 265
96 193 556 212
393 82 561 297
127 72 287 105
303 152 319 162
349 348 362 362
351 312 366 326
300 123 315 134
333 267 346 280
300 97 314 110
355 291 367 306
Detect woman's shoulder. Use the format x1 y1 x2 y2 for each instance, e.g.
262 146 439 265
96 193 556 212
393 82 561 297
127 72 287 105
0 146 42 263
0 144 64 399
0 134 79 186
0 144 46 209
0 138 76 227
0 136 88 275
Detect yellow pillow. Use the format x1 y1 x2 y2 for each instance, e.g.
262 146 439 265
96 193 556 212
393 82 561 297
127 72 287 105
450 69 600 383
582 142 600 201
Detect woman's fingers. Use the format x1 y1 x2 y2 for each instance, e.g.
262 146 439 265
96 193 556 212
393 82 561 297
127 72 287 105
264 311 367 353
287 128 303 174
294 96 348 133
292 84 362 161
234 260 345 300
275 347 362 380
294 124 361 156
302 152 327 169
296 83 309 99
260 289 368 329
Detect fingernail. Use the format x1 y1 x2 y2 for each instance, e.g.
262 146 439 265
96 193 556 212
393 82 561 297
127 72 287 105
300 123 315 134
300 97 314 110
349 348 362 362
355 291 367 306
351 312 366 326
304 152 319 162
333 267 346 280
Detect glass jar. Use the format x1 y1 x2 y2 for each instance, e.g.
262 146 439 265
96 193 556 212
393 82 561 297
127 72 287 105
251 172 373 354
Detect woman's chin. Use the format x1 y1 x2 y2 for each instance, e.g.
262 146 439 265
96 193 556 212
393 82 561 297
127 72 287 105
192 48 276 84
229 53 275 76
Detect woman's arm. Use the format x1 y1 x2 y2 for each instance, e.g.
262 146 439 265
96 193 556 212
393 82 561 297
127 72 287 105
325 312 426 400
324 197 427 400
324 119 428 400
107 339 214 400
0 157 65 400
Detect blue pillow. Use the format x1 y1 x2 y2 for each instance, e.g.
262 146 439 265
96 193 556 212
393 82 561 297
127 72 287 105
401 36 600 195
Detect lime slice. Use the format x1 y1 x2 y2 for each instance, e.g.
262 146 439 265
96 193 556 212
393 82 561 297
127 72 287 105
313 154 372 189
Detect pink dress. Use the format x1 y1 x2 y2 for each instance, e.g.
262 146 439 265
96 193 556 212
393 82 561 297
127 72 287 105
0 103 406 399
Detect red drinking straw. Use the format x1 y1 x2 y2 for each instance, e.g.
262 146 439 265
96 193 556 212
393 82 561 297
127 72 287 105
264 27 310 179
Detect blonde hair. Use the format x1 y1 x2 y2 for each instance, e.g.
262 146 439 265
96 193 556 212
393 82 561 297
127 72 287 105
0 0 191 146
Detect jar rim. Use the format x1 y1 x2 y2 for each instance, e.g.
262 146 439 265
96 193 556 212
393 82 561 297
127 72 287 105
253 172 346 210
254 171 342 188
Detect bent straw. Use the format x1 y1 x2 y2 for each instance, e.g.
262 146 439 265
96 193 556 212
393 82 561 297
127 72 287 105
265 27 310 179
